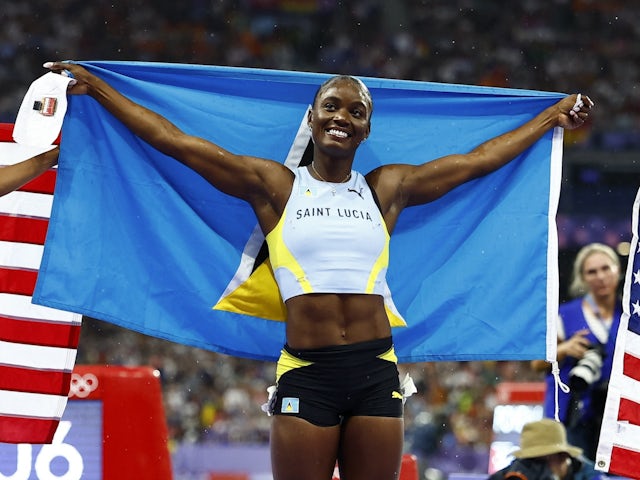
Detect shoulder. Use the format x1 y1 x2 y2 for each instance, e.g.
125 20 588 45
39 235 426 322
363 163 406 201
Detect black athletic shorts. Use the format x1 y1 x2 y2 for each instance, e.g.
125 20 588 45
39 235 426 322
269 336 403 426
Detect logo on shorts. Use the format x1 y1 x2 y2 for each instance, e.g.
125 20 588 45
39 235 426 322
281 397 300 413
391 391 403 400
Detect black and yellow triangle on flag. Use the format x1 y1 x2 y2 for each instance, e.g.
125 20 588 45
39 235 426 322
214 256 287 321
213 111 312 322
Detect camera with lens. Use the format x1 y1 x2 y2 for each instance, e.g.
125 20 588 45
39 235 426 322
568 343 606 393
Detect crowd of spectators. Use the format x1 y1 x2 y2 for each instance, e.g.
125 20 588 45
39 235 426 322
2 0 640 150
7 0 637 476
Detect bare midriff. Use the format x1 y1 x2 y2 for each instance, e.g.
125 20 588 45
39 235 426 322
284 293 392 349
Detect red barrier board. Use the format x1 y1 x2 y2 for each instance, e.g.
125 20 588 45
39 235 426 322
70 365 172 479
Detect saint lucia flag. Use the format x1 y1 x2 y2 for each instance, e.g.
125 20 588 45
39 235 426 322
33 61 566 363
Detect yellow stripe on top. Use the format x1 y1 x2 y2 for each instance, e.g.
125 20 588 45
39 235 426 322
266 167 391 300
261 167 407 327
266 206 314 295
366 210 390 293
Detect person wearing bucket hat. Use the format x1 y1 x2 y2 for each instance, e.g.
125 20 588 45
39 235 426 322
512 418 583 460
488 419 602 480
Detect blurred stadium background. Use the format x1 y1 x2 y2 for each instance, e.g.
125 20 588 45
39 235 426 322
2 1 638 478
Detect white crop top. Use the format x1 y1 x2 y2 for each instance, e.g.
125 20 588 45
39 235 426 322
265 166 390 301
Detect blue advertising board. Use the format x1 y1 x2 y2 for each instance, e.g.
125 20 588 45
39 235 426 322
0 401 102 479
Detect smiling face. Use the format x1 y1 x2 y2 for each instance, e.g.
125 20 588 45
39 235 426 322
308 76 372 160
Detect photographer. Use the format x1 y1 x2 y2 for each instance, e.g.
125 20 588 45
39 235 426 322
531 244 622 461
488 419 602 480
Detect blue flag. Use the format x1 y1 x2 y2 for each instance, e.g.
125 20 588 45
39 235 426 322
34 61 565 362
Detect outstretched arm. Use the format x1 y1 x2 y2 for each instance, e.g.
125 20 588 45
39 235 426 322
0 147 59 197
370 94 593 226
42 62 291 207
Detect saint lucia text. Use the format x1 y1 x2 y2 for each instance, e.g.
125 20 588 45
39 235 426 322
296 208 374 221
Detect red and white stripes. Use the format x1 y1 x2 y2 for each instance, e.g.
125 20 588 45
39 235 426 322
0 123 81 444
596 187 640 478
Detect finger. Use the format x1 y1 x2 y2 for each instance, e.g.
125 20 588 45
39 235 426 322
574 329 590 338
569 109 584 121
43 61 62 71
583 95 595 109
573 93 594 113
571 93 584 113
43 61 73 74
43 62 77 86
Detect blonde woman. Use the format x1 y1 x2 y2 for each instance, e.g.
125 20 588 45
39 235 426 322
532 243 622 461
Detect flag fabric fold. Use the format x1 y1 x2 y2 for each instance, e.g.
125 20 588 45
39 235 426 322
596 187 640 478
0 124 82 444
33 61 565 363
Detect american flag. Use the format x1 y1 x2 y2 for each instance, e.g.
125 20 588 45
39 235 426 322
596 186 640 477
0 123 81 444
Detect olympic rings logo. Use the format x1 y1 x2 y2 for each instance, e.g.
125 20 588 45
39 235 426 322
69 373 99 398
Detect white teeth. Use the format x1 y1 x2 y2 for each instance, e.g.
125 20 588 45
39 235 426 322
327 129 348 138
